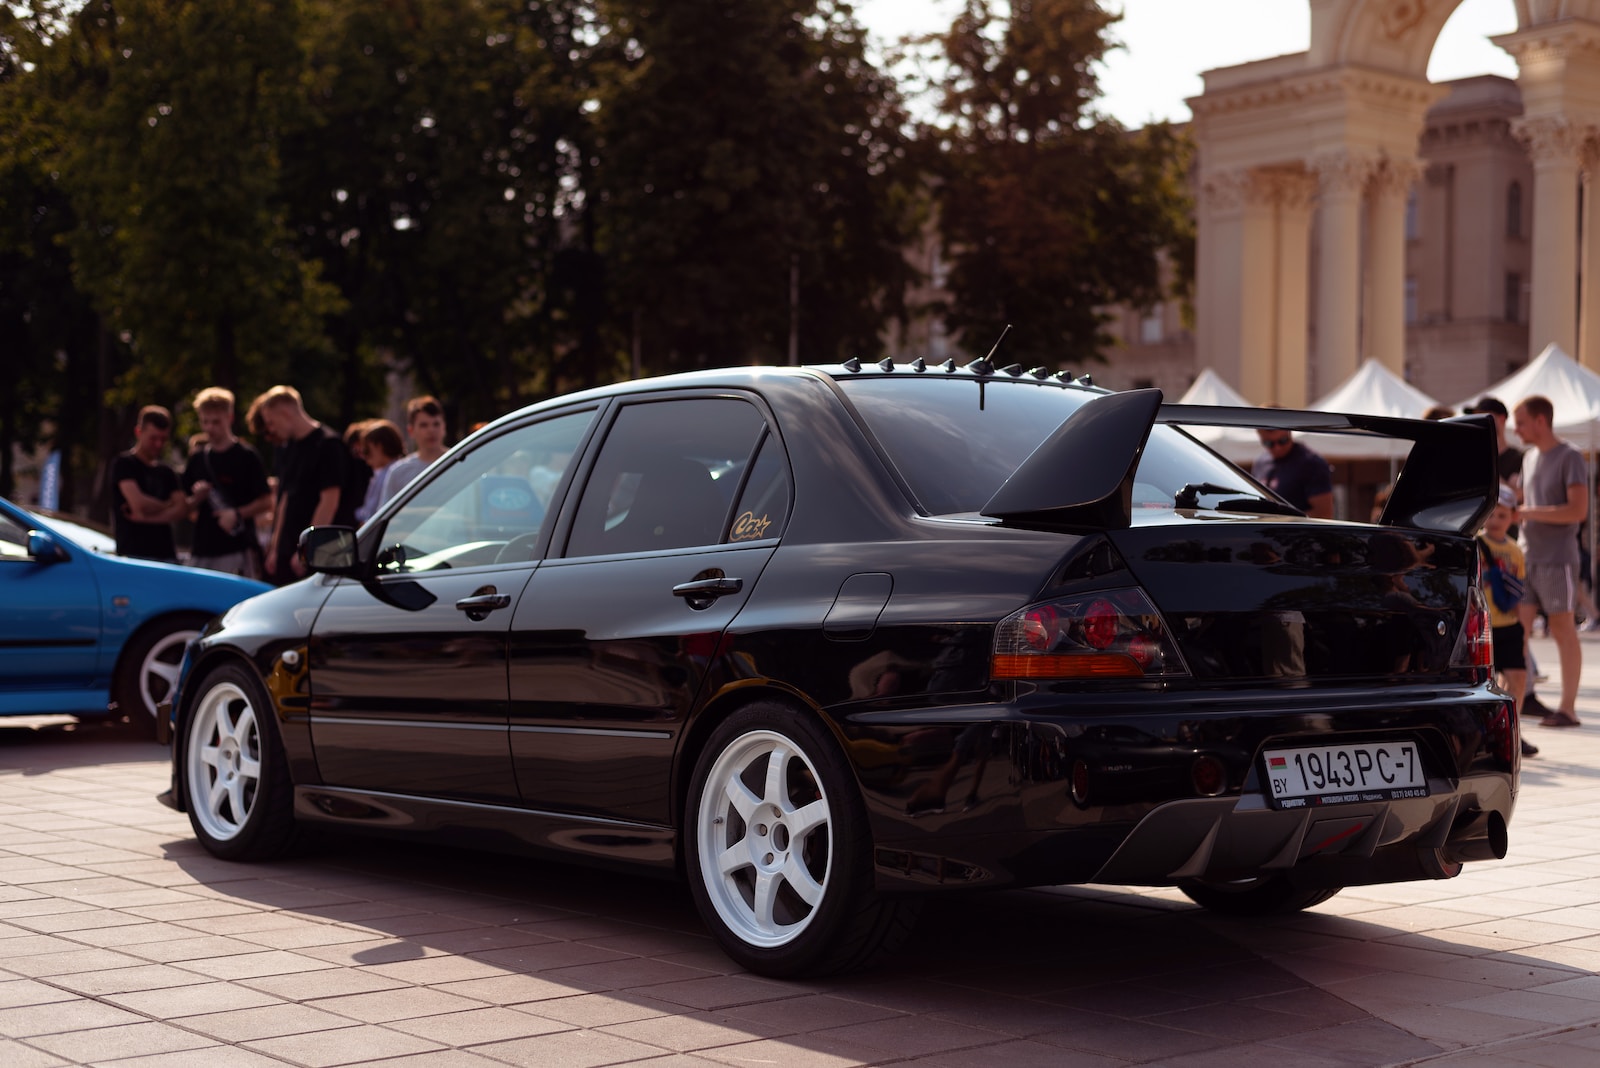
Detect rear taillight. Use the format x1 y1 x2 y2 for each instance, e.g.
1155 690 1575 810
1450 585 1493 677
993 588 1189 680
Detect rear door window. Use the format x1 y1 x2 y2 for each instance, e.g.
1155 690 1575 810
564 397 771 556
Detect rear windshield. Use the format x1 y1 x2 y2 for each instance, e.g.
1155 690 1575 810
838 377 1261 516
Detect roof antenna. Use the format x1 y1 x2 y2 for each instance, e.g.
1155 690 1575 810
984 324 1012 364
963 324 1010 378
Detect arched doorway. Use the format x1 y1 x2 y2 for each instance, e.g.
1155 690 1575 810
1189 0 1600 404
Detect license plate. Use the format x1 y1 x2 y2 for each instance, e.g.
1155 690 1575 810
1262 742 1429 808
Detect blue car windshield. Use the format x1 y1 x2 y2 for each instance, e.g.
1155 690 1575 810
837 377 1267 516
22 506 115 552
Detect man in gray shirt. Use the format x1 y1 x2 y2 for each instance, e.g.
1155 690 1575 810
1514 394 1589 728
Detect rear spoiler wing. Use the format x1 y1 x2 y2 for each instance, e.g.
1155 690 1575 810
981 388 1498 535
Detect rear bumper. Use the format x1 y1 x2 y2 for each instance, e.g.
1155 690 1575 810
850 681 1516 892
1088 772 1510 887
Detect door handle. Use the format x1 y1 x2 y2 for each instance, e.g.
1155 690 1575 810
455 589 512 620
672 576 743 610
672 577 743 599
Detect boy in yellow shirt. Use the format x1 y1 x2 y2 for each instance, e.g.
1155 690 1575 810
1479 484 1533 756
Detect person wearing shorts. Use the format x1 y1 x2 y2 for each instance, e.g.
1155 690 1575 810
1514 395 1589 728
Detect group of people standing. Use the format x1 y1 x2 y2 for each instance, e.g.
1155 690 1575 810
111 387 449 585
1245 394 1590 756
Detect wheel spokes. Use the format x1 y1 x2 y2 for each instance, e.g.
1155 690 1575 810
206 776 231 820
227 777 251 825
718 843 749 878
762 744 792 808
145 658 181 691
750 869 780 929
788 798 829 840
723 775 762 823
781 854 824 907
189 686 262 840
697 727 837 949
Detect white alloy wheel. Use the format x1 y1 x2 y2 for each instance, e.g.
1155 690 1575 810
695 728 833 949
186 680 263 843
135 627 197 722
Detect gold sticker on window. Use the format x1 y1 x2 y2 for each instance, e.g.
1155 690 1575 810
730 511 772 541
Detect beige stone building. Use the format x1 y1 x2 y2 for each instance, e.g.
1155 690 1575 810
1171 0 1600 406
893 2 1600 411
1103 72 1540 404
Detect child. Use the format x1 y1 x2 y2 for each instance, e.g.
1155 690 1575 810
1479 484 1535 757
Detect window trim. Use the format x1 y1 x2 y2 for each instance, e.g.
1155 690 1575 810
553 389 790 561
361 401 607 580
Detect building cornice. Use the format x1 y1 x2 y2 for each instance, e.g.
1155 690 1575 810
1491 18 1600 69
1189 64 1446 120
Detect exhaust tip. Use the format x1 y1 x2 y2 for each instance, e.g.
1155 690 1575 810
1443 810 1510 864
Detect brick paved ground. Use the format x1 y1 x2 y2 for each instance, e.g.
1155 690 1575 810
3 635 1600 1067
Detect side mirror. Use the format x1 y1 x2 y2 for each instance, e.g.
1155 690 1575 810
298 526 361 576
26 530 68 563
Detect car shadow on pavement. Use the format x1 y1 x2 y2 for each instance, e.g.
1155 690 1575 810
148 828 1590 1064
8 717 1593 1064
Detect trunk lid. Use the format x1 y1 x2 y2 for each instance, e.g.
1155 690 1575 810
1107 518 1474 681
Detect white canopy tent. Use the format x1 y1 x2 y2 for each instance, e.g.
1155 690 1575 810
1298 359 1444 460
1174 360 1444 464
1173 368 1258 463
1462 343 1600 450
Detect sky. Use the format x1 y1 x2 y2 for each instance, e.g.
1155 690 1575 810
855 0 1521 127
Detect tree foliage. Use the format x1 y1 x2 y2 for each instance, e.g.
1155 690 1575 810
0 0 1191 508
592 0 916 370
283 0 600 430
925 0 1193 366
16 1 344 404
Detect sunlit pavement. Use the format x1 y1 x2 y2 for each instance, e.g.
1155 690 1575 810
2 636 1600 1067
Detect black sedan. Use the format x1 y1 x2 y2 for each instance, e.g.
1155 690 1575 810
161 362 1515 977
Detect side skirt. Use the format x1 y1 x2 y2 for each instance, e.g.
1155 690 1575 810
292 786 677 872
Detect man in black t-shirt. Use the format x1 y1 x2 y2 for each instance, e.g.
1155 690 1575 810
112 405 186 562
256 385 347 585
1252 429 1334 518
182 387 272 577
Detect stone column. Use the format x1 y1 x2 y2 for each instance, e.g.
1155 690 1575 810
1514 117 1585 359
1313 154 1375 397
1271 172 1318 407
1198 173 1246 391
1237 173 1278 403
1366 159 1425 379
1582 138 1600 373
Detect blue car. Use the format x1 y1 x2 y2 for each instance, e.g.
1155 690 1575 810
0 495 270 735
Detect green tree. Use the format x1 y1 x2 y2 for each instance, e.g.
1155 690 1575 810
592 0 917 371
925 0 1193 367
283 0 603 431
0 4 116 507
12 0 344 412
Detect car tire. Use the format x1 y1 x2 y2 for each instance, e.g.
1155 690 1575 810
1178 875 1340 916
685 702 918 977
112 612 209 739
182 662 298 861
